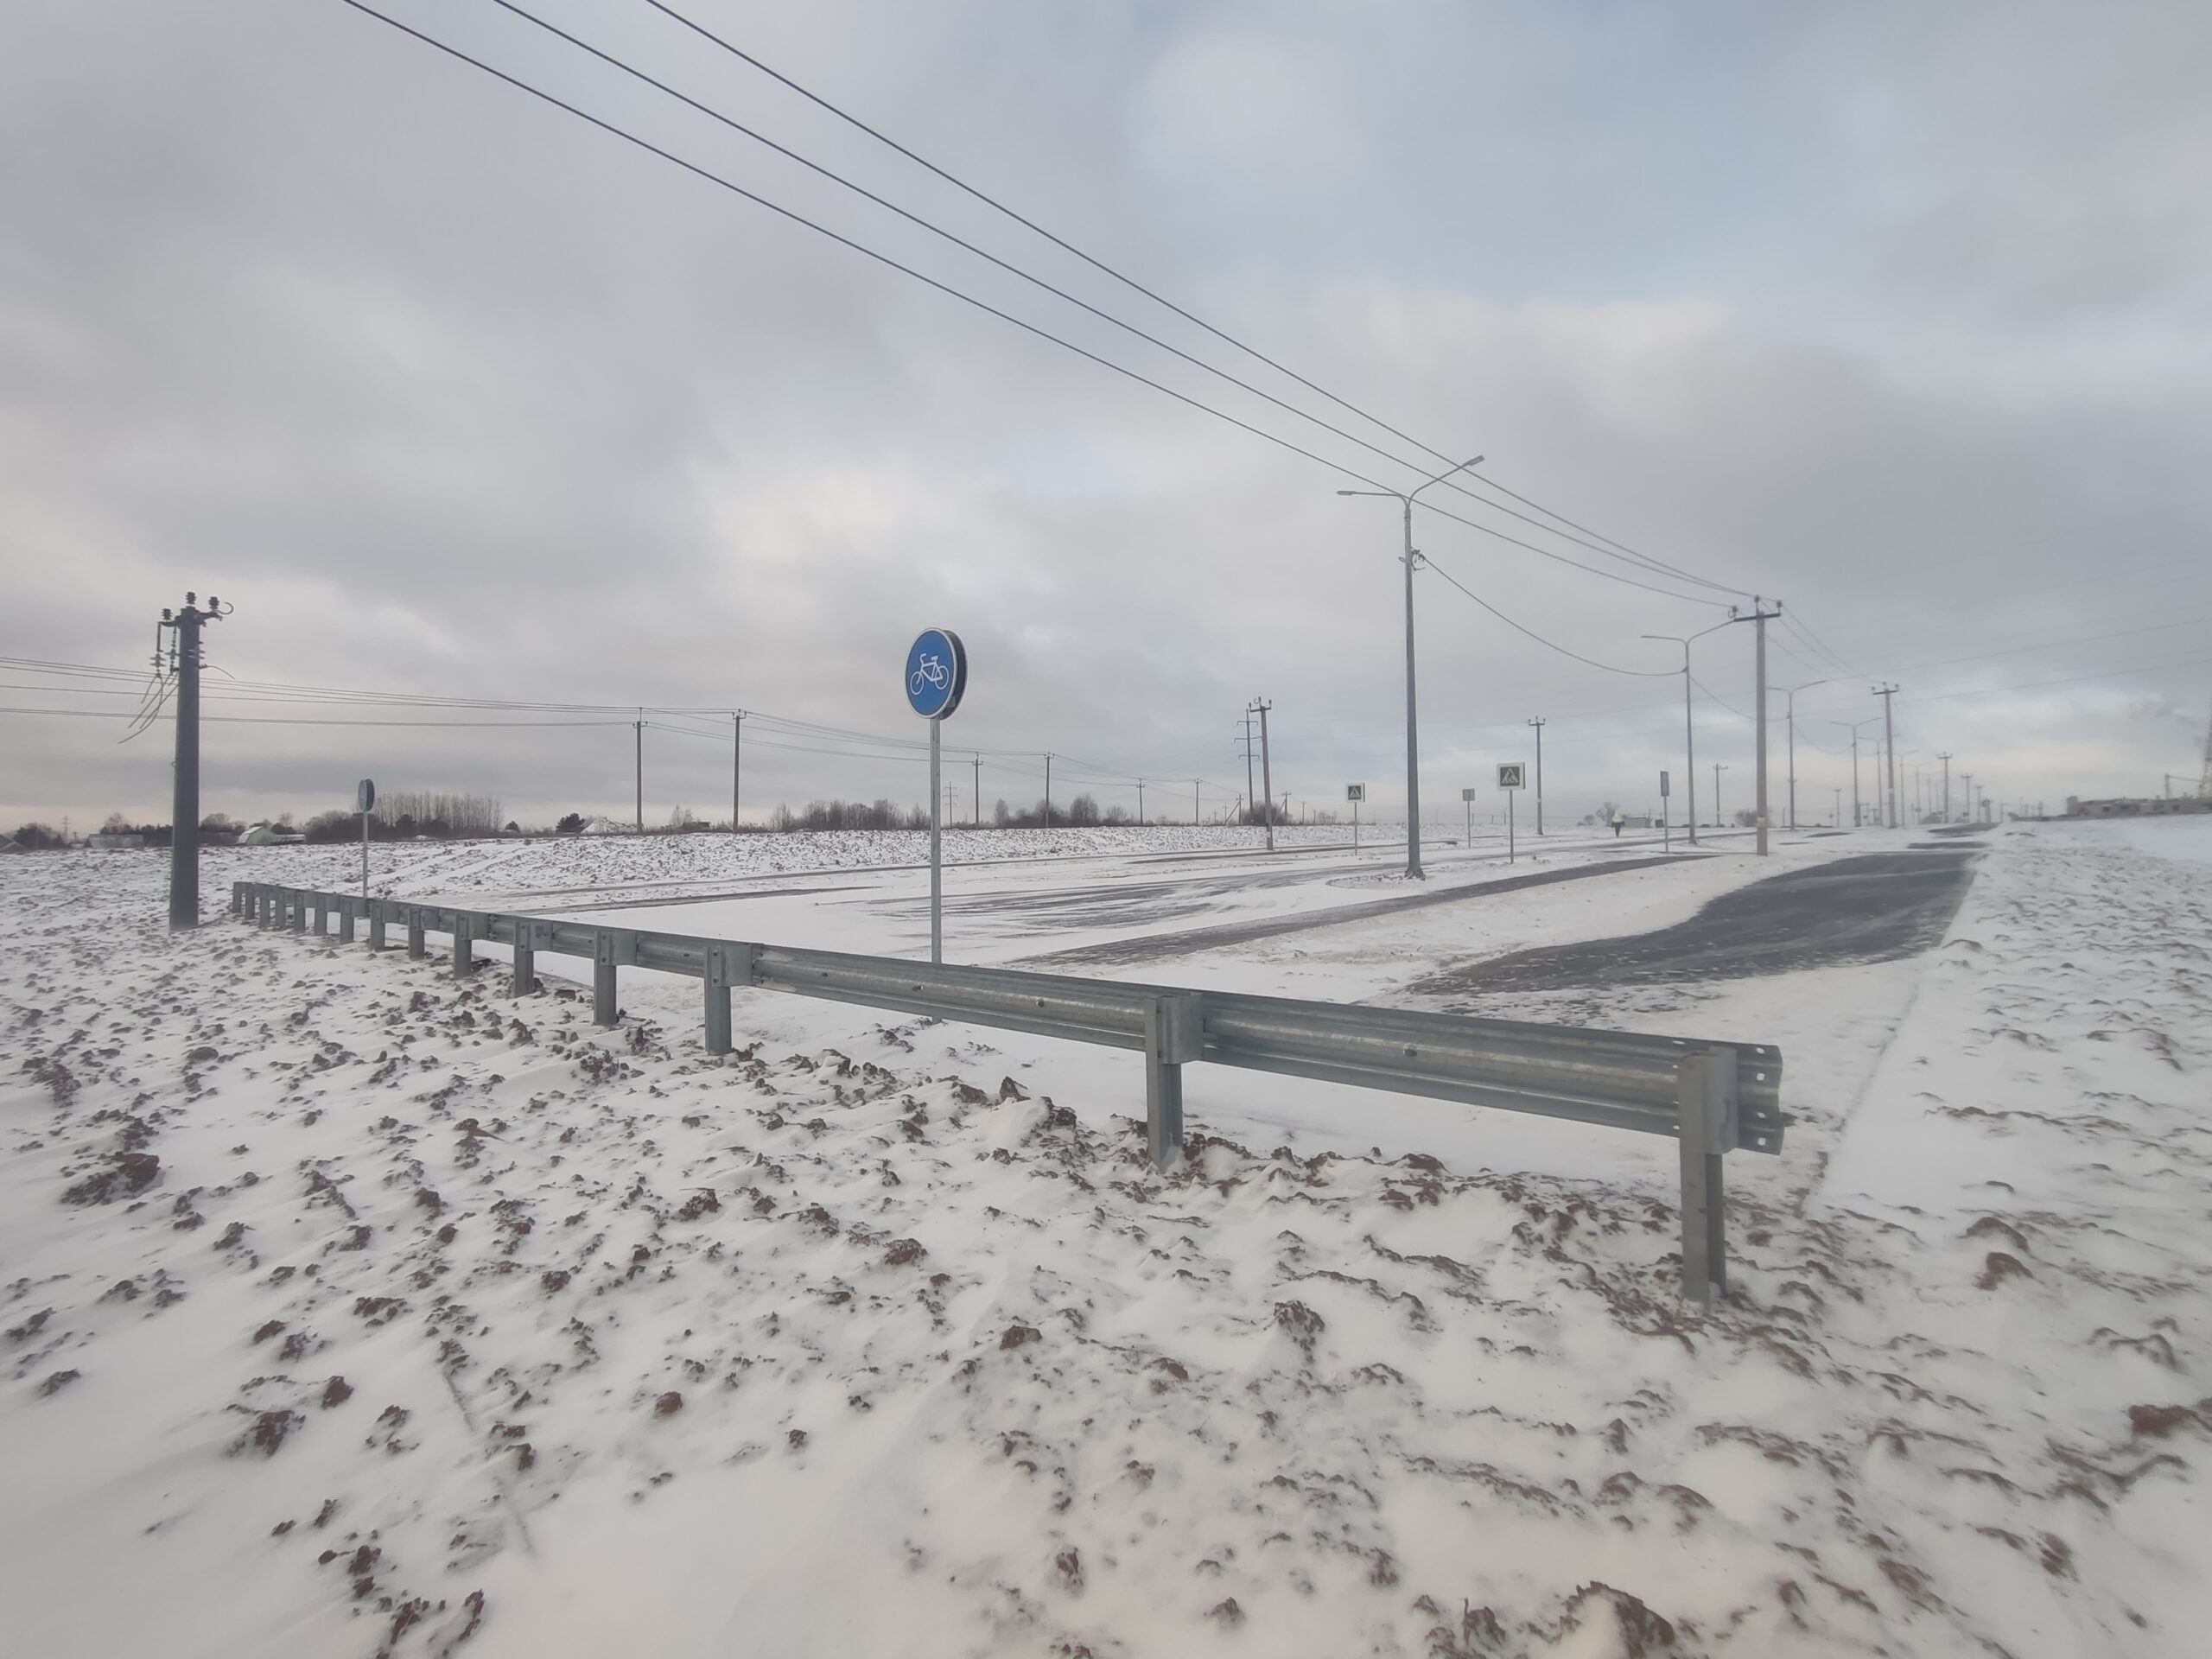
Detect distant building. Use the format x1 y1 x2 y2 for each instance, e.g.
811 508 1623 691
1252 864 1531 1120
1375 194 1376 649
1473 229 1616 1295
2063 796 2212 818
87 833 145 849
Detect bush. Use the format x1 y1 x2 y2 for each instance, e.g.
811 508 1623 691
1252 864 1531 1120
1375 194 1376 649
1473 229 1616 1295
556 813 585 835
302 810 362 843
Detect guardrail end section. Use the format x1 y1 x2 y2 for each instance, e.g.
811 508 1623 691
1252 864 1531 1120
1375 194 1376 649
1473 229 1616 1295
1144 993 1204 1173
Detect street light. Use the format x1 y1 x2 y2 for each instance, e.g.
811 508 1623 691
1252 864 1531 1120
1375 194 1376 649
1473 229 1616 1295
1339 453 1484 879
1766 679 1825 830
1713 762 1729 828
1642 620 1736 847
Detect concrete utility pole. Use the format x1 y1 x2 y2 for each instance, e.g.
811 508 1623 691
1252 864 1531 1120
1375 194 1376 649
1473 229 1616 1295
1832 718 1877 827
1192 779 1199 827
1238 711 1256 826
973 754 981 827
1643 619 1735 848
1873 683 1900 829
1737 599 1783 854
1044 753 1052 830
1832 786 1841 827
1713 761 1728 828
1772 679 1824 830
1961 772 1974 827
162 591 223 931
730 711 745 832
1137 779 1145 825
634 714 645 833
1338 452 1484 880
1251 699 1275 854
1527 716 1547 835
1938 753 1953 822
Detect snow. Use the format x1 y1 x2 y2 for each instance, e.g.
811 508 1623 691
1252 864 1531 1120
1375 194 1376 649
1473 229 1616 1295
3 821 2207 1656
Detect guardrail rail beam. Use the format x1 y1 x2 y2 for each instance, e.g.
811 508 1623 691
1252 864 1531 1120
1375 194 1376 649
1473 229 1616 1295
230 880 1786 1303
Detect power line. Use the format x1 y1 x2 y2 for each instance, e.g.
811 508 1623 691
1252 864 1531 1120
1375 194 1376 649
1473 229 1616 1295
335 0 1728 611
642 0 1748 600
1689 676 1757 723
0 707 637 728
481 0 1734 585
1421 557 1677 677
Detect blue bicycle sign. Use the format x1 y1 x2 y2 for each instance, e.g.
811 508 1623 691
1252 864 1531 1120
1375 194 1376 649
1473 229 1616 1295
904 628 967 720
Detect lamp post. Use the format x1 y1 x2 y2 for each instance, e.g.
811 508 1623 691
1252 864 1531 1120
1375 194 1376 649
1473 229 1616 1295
1338 454 1484 879
1643 620 1736 847
1713 761 1728 828
1768 679 1825 830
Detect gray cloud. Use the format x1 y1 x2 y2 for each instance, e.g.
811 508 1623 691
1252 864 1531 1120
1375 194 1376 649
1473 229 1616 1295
3 0 2208 833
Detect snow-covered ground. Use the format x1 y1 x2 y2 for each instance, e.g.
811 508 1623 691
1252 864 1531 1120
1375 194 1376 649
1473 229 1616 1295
3 822 2206 1657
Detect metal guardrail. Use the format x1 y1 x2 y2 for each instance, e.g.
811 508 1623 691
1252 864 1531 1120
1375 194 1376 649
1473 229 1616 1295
232 880 1784 1303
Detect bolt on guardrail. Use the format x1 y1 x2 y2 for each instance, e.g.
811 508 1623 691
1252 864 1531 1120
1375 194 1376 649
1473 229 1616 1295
231 880 1784 1304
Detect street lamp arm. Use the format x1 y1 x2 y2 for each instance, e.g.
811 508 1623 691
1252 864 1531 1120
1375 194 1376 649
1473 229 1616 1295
1409 454 1485 501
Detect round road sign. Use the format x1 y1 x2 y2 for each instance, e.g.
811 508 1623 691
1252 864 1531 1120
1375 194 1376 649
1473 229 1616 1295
904 628 967 720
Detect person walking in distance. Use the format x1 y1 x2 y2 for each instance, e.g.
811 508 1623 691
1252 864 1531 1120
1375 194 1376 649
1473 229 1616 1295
1611 809 1625 839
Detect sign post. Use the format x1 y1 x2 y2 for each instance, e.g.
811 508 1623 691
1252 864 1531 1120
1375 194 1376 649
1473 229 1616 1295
1460 785 1476 850
356 779 376 901
904 628 968 964
1346 784 1363 850
1660 770 1672 854
1497 764 1525 865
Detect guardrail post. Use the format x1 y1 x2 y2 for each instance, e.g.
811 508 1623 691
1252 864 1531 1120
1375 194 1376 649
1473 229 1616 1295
1676 1052 1738 1306
290 891 308 934
594 931 620 1027
261 888 278 930
312 895 328 936
453 914 474 979
230 881 244 917
512 922 538 996
367 901 387 953
1144 993 1205 1171
244 887 259 925
406 908 426 959
338 898 357 944
703 943 755 1055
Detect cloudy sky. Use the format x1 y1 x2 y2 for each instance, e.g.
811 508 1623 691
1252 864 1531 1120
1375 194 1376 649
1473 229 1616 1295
5 0 2209 833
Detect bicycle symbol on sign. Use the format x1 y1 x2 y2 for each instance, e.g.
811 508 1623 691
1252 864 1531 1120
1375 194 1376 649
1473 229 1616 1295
910 653 950 698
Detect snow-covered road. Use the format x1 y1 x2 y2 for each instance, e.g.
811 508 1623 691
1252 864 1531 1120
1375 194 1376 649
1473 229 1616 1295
3 821 2206 1657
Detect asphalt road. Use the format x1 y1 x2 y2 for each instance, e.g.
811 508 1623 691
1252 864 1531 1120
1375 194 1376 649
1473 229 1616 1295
1025 852 1696 968
1410 849 1981 997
